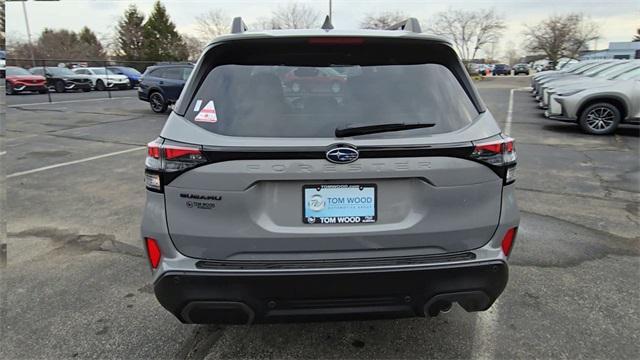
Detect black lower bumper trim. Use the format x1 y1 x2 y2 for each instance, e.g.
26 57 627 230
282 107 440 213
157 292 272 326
195 252 476 270
154 261 508 324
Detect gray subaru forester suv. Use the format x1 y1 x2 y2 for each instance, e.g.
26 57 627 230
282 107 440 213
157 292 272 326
141 18 520 324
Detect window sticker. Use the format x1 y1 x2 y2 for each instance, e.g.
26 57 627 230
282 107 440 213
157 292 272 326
193 99 203 112
194 100 218 123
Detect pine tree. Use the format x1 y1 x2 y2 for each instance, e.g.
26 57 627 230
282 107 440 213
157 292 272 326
114 4 146 61
142 1 188 61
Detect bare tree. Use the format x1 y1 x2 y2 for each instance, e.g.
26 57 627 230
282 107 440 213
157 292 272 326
360 11 407 30
485 40 500 62
252 16 282 30
271 2 320 29
428 8 506 62
182 34 205 61
195 9 230 39
522 14 600 66
503 41 520 66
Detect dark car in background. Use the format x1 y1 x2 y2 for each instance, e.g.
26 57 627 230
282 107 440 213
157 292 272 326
6 66 48 95
138 64 194 113
29 66 92 93
492 64 511 76
513 63 530 75
282 67 347 94
107 66 142 88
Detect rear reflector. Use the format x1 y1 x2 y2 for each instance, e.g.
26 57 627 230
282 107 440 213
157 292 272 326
145 237 161 269
501 228 517 257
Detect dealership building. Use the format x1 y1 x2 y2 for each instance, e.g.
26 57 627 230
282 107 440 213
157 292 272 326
580 41 640 60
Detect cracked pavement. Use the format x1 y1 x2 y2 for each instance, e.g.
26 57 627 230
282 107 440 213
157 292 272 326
1 78 638 359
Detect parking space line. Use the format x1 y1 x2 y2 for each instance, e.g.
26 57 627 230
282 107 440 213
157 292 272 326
7 146 146 178
505 88 515 135
8 96 137 108
504 87 531 136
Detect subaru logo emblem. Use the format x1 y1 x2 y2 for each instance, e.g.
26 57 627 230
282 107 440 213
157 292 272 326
326 146 359 164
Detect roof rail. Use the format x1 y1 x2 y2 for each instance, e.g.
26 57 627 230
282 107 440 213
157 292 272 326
321 15 334 30
386 18 422 33
231 17 248 34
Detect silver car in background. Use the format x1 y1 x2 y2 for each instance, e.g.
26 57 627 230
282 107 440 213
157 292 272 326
545 67 640 134
540 60 640 108
530 61 599 96
533 60 617 101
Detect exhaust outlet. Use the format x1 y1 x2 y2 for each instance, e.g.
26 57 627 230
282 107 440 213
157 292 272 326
424 301 452 317
440 302 452 313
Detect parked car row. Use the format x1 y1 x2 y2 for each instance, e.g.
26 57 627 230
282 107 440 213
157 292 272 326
5 65 143 95
136 63 353 113
469 63 530 76
531 60 640 135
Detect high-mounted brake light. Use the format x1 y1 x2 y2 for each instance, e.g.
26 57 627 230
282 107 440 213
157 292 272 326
308 37 365 45
145 237 161 269
471 136 517 184
501 227 518 257
145 138 207 192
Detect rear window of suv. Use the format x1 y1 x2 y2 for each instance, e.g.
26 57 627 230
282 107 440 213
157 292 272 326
184 40 479 138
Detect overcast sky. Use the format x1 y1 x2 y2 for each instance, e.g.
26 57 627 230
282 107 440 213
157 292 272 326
6 0 640 58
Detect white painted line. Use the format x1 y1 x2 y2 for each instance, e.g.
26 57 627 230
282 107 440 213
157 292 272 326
505 88 515 136
504 87 530 136
8 96 136 108
0 151 6 156
7 146 145 178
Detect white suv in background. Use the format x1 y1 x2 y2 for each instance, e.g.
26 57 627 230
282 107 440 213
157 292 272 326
71 67 130 90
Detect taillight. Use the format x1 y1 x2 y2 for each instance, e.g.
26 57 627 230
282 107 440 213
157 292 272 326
145 138 207 192
145 237 161 269
471 136 517 184
501 227 518 257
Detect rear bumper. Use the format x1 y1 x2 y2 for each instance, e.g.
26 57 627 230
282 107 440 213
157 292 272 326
138 90 149 101
154 260 508 324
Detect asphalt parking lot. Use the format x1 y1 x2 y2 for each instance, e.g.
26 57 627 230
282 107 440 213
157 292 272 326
2 77 639 359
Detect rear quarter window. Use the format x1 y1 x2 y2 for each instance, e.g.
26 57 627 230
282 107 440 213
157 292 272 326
185 63 478 138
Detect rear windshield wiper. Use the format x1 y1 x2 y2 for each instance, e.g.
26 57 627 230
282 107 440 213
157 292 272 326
335 122 435 137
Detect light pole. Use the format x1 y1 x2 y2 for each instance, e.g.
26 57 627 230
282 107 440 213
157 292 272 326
21 0 37 67
329 0 332 22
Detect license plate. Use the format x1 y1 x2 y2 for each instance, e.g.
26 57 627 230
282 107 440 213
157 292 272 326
303 184 377 224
